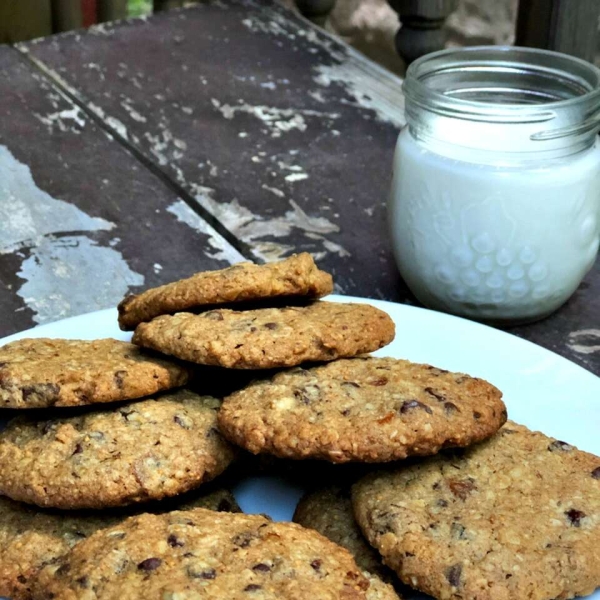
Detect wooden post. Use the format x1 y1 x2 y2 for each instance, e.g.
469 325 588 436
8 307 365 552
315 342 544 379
153 0 184 11
97 0 128 22
516 0 600 62
295 0 337 26
388 0 458 65
0 0 52 42
52 0 83 32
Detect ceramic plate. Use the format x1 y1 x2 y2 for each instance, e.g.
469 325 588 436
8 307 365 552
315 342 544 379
1 295 599 599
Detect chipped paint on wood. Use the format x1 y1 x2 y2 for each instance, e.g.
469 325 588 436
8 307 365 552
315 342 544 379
568 329 600 355
17 236 144 324
0 145 112 254
166 199 244 264
211 99 339 138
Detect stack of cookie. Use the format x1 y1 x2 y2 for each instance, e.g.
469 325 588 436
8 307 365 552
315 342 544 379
0 252 597 600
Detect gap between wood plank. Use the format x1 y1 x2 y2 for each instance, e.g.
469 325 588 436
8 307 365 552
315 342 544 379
12 45 257 263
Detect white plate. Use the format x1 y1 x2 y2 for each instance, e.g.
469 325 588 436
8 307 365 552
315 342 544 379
1 295 599 600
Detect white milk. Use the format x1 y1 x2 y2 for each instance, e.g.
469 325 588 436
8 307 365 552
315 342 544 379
390 129 600 322
390 46 600 323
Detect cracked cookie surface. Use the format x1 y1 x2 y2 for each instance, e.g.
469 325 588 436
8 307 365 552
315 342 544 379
118 253 333 330
0 488 239 600
133 302 395 370
218 357 505 462
0 338 190 409
33 508 375 600
352 422 600 600
0 389 236 509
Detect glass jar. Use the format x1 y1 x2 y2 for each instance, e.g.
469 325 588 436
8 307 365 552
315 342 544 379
389 46 600 324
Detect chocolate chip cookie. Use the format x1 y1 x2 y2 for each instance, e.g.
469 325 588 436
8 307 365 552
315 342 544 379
0 488 239 600
0 390 236 509
294 486 393 582
218 357 505 462
118 253 333 330
33 508 375 600
0 338 190 409
133 302 395 370
352 422 600 600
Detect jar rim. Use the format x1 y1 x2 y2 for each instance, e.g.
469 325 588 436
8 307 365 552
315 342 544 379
404 46 600 133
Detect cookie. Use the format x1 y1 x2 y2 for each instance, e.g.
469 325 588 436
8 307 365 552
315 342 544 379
294 486 394 582
118 253 333 330
0 488 239 600
352 422 600 600
0 389 236 509
132 302 395 369
33 508 376 600
0 338 190 409
218 357 505 462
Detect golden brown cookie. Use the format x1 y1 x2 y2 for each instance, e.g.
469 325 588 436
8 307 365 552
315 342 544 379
0 488 240 600
218 357 505 462
0 390 236 509
294 486 393 582
0 338 190 409
352 422 600 600
132 302 395 369
33 508 375 600
118 253 333 330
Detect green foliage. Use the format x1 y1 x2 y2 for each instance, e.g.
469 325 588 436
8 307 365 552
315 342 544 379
128 0 152 17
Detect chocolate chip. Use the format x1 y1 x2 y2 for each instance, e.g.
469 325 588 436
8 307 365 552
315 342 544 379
232 532 255 548
566 509 586 527
244 585 262 592
369 377 388 386
341 408 351 416
188 566 216 579
252 563 271 572
427 366 449 375
72 443 83 456
114 370 126 389
204 311 224 321
310 559 322 571
294 390 311 405
473 411 482 420
76 576 89 589
168 534 184 547
22 383 60 404
400 400 433 415
451 522 467 540
548 440 574 452
41 421 56 435
17 574 27 584
592 467 600 479
138 558 162 571
217 498 232 512
446 564 462 587
448 478 477 500
425 387 446 402
174 415 191 429
55 564 70 576
263 322 278 330
444 402 460 414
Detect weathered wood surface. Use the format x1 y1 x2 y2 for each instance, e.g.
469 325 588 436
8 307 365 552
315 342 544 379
12 1 600 374
0 46 243 338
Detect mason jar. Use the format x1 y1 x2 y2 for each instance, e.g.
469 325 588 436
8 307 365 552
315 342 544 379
389 46 600 324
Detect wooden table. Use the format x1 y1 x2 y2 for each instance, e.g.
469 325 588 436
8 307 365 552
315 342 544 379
0 0 598 375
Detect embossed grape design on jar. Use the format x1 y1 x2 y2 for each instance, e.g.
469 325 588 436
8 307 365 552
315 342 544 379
389 47 600 323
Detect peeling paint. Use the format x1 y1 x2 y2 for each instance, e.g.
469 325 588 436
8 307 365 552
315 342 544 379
568 329 600 355
0 145 112 254
211 99 339 138
34 106 86 134
17 236 143 324
166 199 243 264
314 63 405 127
189 184 347 262
285 173 308 183
89 102 129 140
262 184 285 198
120 100 147 123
